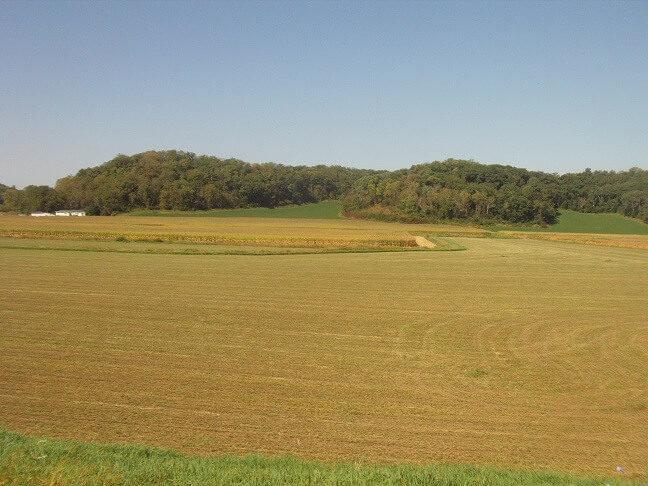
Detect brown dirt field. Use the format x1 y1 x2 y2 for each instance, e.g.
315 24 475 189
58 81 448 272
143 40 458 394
0 237 646 477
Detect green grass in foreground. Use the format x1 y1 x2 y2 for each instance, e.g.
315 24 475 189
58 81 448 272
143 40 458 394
0 429 640 486
131 201 343 219
489 209 648 235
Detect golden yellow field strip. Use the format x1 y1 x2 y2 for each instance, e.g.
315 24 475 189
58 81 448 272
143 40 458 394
0 215 488 240
1 237 646 478
0 237 328 255
499 231 648 250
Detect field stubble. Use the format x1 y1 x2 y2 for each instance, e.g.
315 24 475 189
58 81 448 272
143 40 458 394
499 231 648 250
0 214 484 247
1 234 646 478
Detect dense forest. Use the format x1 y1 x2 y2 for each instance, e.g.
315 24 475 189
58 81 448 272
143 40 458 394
1 151 647 225
0 183 9 205
343 160 648 224
1 151 375 216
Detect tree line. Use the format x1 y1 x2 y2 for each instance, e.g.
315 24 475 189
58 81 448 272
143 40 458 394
1 151 646 224
0 151 374 215
343 160 648 224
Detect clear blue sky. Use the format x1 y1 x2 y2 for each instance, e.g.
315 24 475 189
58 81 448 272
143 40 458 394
1 0 646 188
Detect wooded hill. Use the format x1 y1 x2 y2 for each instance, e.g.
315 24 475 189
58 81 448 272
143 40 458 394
1 151 375 216
343 160 648 224
0 183 11 203
1 151 647 224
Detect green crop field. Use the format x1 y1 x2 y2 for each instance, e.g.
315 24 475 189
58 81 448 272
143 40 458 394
490 209 648 235
1 215 647 484
131 201 344 219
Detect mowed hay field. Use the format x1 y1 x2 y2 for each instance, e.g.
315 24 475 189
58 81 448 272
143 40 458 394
1 231 647 478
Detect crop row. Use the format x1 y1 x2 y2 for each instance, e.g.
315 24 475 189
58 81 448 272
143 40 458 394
0 228 418 249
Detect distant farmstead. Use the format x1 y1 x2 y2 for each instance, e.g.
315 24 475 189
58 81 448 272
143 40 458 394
55 210 86 217
30 211 54 217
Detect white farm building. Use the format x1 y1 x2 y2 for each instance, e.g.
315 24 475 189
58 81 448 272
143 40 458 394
55 210 86 216
30 211 54 217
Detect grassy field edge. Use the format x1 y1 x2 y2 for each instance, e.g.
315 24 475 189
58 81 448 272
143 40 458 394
0 429 640 485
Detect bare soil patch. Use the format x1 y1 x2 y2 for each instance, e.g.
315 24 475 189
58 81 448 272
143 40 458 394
414 235 437 248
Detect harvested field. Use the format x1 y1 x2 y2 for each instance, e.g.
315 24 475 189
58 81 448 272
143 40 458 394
0 214 486 239
499 231 648 250
0 237 327 256
0 236 646 478
7 212 644 252
0 214 488 250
